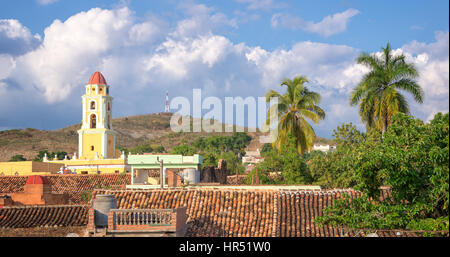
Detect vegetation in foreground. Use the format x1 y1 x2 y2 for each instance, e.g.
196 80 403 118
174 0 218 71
315 113 449 234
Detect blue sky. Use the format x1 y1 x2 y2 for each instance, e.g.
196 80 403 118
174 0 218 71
0 0 449 138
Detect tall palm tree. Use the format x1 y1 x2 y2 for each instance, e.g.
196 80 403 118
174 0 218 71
350 43 424 134
265 76 325 154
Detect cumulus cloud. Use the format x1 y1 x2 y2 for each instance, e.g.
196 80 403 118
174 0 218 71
245 41 363 93
0 19 41 56
172 2 237 38
4 7 136 102
401 31 449 121
0 5 447 138
271 8 360 36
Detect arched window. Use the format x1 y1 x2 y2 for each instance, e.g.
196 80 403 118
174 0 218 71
90 101 96 110
90 114 97 128
107 115 111 129
91 146 94 151
107 102 111 111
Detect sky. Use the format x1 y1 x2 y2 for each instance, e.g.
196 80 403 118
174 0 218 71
0 0 448 138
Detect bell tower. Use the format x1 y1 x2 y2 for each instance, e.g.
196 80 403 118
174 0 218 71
78 71 116 159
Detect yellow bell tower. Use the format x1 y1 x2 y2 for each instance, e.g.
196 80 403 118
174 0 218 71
78 71 116 160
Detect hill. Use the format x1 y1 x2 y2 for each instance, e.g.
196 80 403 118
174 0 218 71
0 112 333 161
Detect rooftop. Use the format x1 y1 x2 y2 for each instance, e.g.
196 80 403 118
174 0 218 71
88 71 107 85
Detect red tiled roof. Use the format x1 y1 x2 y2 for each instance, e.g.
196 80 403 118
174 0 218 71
88 71 107 85
0 185 424 236
92 189 275 237
90 188 418 237
0 174 130 204
0 205 88 228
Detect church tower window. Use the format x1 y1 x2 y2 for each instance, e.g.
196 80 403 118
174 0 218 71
90 114 96 128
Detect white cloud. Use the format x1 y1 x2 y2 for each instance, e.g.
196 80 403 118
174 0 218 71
145 35 233 79
400 31 449 121
0 19 41 56
128 21 162 45
271 8 360 37
172 2 237 38
0 6 447 138
4 7 140 102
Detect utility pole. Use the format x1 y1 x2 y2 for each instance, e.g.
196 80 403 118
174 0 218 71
158 157 164 189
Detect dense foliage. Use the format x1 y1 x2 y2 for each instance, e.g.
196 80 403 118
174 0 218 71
246 134 310 184
9 154 27 162
171 132 251 173
128 144 165 154
315 113 449 233
306 123 363 188
33 150 68 161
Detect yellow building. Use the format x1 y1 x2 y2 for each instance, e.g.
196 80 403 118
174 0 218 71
0 161 62 176
45 71 130 174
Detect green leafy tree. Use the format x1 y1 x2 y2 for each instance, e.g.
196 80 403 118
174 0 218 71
255 149 283 174
260 143 273 156
218 151 244 174
171 144 196 156
33 149 51 161
307 123 364 188
266 76 325 154
317 113 449 233
281 135 310 184
350 43 424 134
130 144 153 154
117 146 129 157
381 113 448 216
250 134 310 184
9 154 26 162
151 145 166 153
202 152 217 168
49 151 68 160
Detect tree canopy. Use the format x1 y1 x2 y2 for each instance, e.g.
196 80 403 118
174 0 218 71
350 43 424 134
266 75 325 154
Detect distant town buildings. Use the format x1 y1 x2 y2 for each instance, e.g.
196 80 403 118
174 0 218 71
242 148 264 173
312 144 336 153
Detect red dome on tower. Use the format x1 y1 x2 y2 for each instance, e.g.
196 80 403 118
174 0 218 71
88 71 107 85
26 175 49 185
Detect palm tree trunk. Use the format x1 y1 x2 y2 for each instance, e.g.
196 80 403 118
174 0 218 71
381 115 388 140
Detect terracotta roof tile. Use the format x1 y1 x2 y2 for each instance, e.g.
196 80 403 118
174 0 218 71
0 179 424 236
92 189 275 237
0 205 88 228
0 174 130 204
90 188 419 237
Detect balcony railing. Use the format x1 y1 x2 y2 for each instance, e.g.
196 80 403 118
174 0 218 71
110 209 173 227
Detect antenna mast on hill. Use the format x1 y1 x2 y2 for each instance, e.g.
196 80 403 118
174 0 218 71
164 91 170 112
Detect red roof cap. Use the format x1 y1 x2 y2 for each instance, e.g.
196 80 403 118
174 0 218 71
88 71 107 85
26 175 49 185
